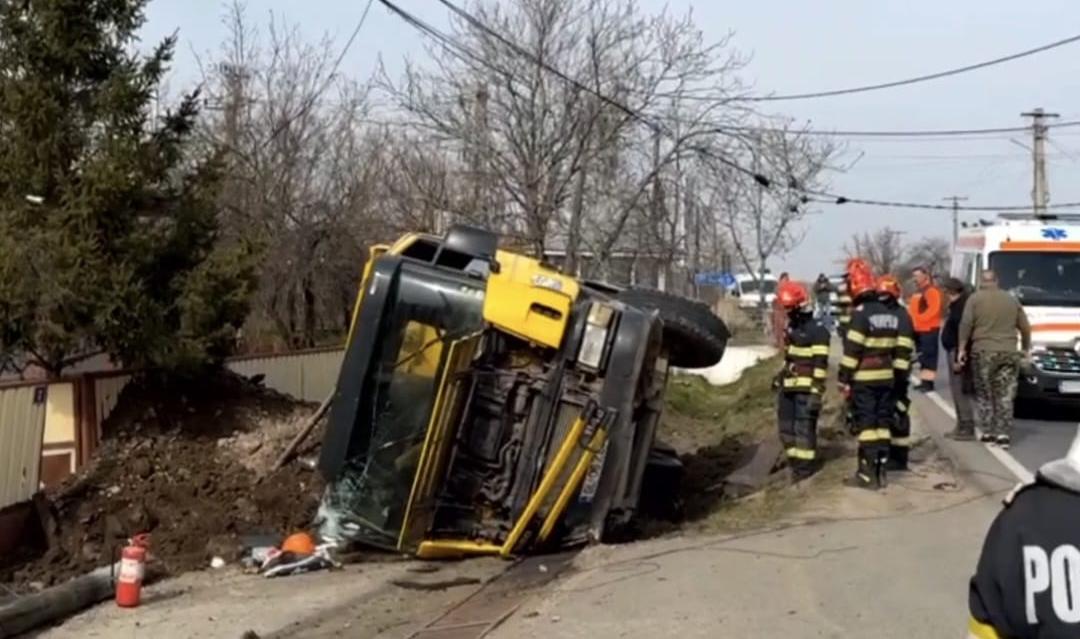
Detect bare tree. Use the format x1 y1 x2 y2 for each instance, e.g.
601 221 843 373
901 236 951 280
843 226 906 276
381 0 751 272
198 2 381 348
712 126 838 311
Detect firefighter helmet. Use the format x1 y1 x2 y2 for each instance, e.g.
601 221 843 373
848 268 877 299
846 258 871 279
776 280 809 310
877 274 902 299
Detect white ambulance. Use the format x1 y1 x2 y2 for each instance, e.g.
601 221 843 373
952 213 1080 401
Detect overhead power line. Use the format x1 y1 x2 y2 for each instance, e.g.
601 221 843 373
804 192 1080 212
422 0 1080 144
382 0 1080 215
673 32 1080 102
262 0 376 145
400 0 767 182
720 120 1080 138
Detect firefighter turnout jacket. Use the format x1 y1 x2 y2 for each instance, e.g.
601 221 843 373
884 298 916 391
839 298 909 387
968 468 1080 638
781 315 831 395
883 296 916 461
836 282 854 334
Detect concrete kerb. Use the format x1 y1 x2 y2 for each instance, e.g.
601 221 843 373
909 392 1022 499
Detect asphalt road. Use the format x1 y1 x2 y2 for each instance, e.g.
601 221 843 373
494 401 1011 639
930 354 1080 474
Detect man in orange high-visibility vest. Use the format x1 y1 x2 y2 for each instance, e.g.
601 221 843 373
908 266 943 392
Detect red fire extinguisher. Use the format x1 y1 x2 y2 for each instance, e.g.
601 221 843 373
115 533 150 608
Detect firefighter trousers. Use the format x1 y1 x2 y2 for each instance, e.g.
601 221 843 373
890 393 911 469
850 384 893 483
777 391 820 479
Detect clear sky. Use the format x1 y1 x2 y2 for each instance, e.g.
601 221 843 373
142 0 1080 279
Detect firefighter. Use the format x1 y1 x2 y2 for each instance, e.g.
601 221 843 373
877 274 916 472
836 259 868 339
775 280 830 481
839 265 902 490
967 430 1080 638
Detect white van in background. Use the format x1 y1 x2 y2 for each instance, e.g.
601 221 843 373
729 273 778 311
952 213 1080 402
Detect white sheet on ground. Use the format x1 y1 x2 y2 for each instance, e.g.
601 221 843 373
675 345 776 386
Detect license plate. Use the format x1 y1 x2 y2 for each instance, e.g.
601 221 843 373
1060 381 1080 394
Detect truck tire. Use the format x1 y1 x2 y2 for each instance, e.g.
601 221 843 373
616 289 729 369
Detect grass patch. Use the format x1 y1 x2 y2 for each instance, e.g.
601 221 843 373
644 353 855 538
663 356 781 452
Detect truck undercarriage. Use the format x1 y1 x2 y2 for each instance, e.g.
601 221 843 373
316 226 728 557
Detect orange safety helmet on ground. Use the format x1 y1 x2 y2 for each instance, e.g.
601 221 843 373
281 532 316 555
776 280 810 310
848 267 877 299
877 274 902 299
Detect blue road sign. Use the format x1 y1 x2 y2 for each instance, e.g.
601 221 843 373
695 271 736 287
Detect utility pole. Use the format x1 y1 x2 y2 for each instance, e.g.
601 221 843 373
650 130 666 291
1021 108 1059 216
565 94 595 277
469 83 490 233
943 195 968 253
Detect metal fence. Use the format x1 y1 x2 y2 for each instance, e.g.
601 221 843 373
227 348 344 403
0 347 346 511
0 385 47 509
94 374 131 430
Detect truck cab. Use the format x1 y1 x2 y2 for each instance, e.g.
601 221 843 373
316 225 729 558
952 214 1080 401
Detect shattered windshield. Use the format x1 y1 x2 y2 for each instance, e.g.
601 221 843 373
989 251 1080 307
320 266 485 549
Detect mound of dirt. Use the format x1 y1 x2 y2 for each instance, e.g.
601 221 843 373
0 371 326 591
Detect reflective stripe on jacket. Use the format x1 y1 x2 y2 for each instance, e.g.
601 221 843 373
839 298 905 386
836 287 853 326
781 315 831 394
885 298 916 385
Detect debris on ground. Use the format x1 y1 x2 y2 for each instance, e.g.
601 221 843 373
258 547 338 578
0 371 326 592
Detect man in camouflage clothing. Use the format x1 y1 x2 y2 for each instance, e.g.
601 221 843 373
958 270 1032 448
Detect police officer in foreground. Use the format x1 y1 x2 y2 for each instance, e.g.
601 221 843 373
876 274 916 472
968 431 1080 638
774 280 830 482
839 265 902 489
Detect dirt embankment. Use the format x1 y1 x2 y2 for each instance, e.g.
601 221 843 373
1 372 325 591
649 356 851 534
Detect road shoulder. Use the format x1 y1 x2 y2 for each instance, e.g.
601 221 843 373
911 391 1029 490
491 404 1012 639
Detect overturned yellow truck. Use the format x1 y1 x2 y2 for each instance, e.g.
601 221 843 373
316 226 728 558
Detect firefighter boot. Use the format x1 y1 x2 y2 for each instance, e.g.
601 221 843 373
790 459 818 484
886 445 909 472
843 455 876 490
875 451 889 489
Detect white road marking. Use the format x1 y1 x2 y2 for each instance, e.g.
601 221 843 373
925 391 1035 483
